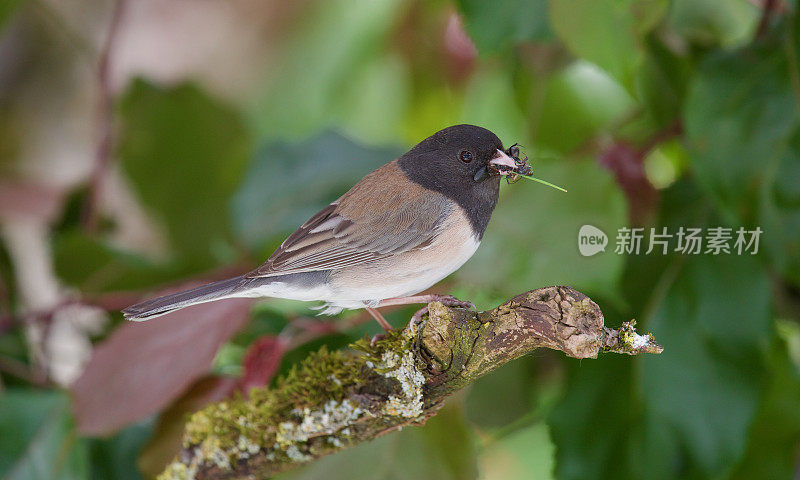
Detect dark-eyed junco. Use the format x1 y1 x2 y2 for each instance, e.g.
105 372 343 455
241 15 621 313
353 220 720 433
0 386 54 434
123 124 523 329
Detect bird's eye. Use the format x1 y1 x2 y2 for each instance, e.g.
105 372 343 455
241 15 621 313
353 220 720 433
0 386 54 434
459 150 473 163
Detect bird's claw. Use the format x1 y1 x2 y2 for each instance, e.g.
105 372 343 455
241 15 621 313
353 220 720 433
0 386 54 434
369 333 386 347
410 295 475 324
433 295 476 311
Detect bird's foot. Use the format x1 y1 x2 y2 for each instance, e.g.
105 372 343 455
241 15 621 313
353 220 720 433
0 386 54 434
409 295 475 326
369 332 386 347
426 294 476 311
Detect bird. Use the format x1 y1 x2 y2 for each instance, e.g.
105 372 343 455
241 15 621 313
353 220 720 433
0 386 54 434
122 124 523 329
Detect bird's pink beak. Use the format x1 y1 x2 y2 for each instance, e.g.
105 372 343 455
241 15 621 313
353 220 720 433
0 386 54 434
488 149 518 175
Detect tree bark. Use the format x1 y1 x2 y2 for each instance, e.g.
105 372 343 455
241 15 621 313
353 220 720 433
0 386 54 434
158 286 662 480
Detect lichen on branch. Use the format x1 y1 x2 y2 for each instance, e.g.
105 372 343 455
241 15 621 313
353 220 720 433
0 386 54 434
158 286 662 480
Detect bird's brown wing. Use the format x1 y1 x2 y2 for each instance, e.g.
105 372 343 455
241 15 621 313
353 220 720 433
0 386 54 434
245 161 448 278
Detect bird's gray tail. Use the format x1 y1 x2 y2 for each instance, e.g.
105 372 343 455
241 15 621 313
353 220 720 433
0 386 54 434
122 275 251 321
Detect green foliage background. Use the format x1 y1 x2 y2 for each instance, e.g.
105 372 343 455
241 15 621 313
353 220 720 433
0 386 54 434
1 0 800 479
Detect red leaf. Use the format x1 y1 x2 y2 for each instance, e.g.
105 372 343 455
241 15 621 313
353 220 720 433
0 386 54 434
240 336 286 393
71 298 253 435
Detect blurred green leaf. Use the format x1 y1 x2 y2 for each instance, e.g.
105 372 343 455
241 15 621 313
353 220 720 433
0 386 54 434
250 0 404 141
479 422 555 480
634 36 692 128
549 0 668 88
0 330 26 366
685 29 800 286
458 157 626 301
276 403 477 480
118 80 250 269
728 321 800 480
465 360 536 429
52 230 186 293
231 131 402 249
401 88 464 144
643 139 687 189
455 0 552 54
668 0 759 48
334 54 411 143
0 390 88 480
88 421 154 480
639 253 770 478
549 356 638 480
0 0 23 28
536 61 634 152
460 67 527 145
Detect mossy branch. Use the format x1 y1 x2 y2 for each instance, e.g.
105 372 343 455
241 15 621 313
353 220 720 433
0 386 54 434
159 286 662 480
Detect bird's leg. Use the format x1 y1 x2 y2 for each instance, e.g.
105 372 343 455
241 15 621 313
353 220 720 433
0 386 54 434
365 307 393 331
378 294 476 311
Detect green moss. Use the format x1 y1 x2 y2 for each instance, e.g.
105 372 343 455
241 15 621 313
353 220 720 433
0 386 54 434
177 329 417 473
258 347 363 410
351 327 411 364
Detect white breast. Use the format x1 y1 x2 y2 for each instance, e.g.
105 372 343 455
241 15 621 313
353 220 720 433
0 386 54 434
320 206 482 311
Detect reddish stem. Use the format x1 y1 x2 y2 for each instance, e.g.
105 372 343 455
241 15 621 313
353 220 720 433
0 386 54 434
81 0 128 231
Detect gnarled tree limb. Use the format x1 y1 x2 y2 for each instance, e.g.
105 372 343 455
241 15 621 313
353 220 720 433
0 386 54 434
158 286 662 480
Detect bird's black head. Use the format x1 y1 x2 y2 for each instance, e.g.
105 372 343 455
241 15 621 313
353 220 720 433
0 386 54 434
397 124 518 236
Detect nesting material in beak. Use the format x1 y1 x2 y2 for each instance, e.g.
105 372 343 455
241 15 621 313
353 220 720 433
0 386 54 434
487 149 518 175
